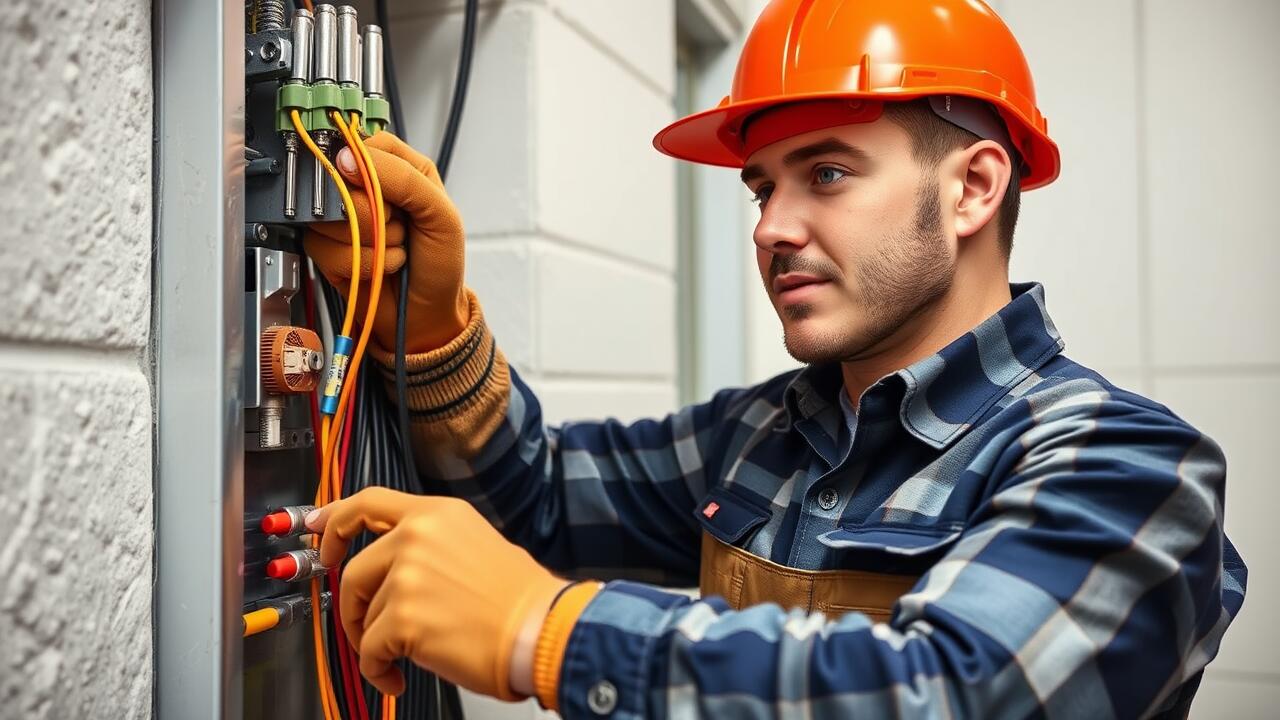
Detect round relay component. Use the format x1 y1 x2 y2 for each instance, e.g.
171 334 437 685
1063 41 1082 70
260 326 324 394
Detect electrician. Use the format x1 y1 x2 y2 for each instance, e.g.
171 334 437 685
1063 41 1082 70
303 1 1247 717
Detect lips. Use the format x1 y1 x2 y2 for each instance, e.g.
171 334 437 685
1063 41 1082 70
772 273 830 298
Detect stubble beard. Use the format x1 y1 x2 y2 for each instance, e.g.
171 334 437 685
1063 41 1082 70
779 180 955 365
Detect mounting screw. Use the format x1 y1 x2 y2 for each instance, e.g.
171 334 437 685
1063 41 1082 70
264 255 274 266
252 224 269 243
261 41 280 62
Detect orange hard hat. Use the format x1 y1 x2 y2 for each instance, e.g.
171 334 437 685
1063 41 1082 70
653 0 1060 190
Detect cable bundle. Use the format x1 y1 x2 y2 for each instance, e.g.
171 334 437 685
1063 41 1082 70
282 0 480 715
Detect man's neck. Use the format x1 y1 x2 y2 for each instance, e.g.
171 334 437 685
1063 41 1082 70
841 280 1012 410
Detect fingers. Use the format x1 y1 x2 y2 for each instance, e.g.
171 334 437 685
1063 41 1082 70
358 144 463 236
358 614 408 696
307 194 408 251
367 132 445 189
337 533 396 650
303 232 408 285
315 487 409 568
335 147 364 187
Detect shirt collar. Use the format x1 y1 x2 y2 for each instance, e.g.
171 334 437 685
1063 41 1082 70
783 282 1065 451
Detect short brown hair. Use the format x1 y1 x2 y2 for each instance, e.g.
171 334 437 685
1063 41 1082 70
881 99 1021 256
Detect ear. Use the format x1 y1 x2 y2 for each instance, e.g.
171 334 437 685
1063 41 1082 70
949 140 1011 240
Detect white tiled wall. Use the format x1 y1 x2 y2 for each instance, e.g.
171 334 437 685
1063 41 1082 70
1142 0 1280 369
995 1 1280 716
393 3 683 715
1000 0 1146 376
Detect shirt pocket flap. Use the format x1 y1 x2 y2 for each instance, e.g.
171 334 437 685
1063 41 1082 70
693 487 770 545
817 525 962 557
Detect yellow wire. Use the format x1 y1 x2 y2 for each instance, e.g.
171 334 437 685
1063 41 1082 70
291 110 361 340
242 607 279 637
292 109 360 522
292 108 357 720
293 108 395 719
319 110 388 497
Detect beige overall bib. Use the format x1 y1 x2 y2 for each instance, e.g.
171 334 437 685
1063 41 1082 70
698 532 919 623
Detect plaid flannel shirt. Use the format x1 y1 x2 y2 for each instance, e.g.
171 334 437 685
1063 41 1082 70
421 282 1247 719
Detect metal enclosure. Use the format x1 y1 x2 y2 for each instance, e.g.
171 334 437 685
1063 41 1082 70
154 0 245 716
156 1 324 717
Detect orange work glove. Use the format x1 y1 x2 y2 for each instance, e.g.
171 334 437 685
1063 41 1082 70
306 488 569 700
304 133 470 353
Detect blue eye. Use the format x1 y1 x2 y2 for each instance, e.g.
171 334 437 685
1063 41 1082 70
815 166 847 185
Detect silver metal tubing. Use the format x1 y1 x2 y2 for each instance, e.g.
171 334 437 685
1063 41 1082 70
313 4 338 83
288 8 314 83
362 24 384 97
336 5 360 86
311 132 331 216
258 395 284 449
283 134 298 218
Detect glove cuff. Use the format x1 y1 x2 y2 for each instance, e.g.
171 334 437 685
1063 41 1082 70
533 581 603 712
370 289 511 460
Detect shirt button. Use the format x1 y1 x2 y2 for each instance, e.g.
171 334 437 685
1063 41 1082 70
818 487 840 511
587 680 618 715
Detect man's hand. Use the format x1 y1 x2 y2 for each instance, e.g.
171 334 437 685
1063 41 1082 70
305 133 470 353
305 488 568 700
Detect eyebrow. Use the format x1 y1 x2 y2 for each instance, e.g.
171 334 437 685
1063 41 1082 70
739 138 871 185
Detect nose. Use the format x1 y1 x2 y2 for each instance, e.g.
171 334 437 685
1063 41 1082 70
752 190 809 255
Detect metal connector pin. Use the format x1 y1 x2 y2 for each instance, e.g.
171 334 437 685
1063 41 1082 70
283 8 314 218
258 394 285 449
312 4 339 217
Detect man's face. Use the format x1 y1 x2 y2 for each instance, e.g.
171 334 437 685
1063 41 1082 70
742 118 955 364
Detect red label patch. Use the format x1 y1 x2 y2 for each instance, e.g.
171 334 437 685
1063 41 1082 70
702 502 720 519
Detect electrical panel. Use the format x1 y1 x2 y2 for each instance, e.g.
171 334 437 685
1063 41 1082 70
241 1 384 717
239 1 464 716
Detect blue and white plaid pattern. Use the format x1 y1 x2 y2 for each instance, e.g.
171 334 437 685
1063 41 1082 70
419 283 1247 719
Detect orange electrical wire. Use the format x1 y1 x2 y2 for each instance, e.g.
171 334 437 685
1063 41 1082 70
294 106 393 719
301 0 315 12
331 111 398 718
293 108 361 720
320 110 387 507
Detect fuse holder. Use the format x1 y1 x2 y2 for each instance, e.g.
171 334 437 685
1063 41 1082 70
261 512 294 536
266 555 299 580
260 505 316 537
266 548 327 582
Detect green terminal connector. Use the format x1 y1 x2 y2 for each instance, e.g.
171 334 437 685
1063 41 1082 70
363 97 391 136
276 82 312 133
340 85 364 118
274 81 394 138
309 82 343 132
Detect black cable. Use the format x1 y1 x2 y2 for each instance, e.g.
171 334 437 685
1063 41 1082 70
375 1 481 716
394 0 480 498
435 0 479 179
375 0 407 139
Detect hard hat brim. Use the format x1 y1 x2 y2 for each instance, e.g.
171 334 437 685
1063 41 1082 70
653 90 1060 191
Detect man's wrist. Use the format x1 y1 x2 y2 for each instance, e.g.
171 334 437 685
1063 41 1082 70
530 581 604 711
509 579 572 698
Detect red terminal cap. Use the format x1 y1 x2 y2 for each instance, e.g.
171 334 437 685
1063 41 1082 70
266 554 299 581
261 511 294 536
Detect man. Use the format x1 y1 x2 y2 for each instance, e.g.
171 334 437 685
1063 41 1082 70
303 1 1247 717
